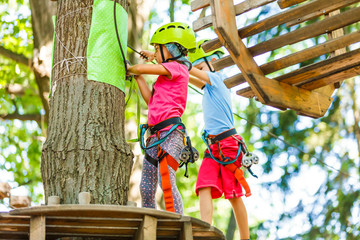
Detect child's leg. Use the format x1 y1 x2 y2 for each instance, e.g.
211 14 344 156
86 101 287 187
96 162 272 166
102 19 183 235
228 197 249 239
158 130 185 215
198 187 213 224
158 165 184 214
140 157 158 209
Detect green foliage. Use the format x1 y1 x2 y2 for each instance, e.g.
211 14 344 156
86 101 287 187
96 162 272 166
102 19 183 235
1 0 44 204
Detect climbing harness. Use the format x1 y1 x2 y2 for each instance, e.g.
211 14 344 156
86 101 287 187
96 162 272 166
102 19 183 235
140 117 199 212
202 128 259 197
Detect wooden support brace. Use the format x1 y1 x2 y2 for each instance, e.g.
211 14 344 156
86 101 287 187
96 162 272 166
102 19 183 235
134 215 157 240
244 73 333 118
211 0 266 103
30 216 46 240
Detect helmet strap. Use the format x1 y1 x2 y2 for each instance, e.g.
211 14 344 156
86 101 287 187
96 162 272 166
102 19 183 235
204 57 215 72
164 55 182 62
159 44 166 63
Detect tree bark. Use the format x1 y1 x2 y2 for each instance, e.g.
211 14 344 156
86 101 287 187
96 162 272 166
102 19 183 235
41 0 133 208
29 0 56 123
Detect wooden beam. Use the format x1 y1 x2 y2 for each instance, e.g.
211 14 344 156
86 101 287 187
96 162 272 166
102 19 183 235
191 0 210 11
240 74 333 118
193 15 212 32
261 31 359 75
134 215 157 240
286 0 358 27
215 30 360 73
30 216 46 240
300 65 360 90
276 48 360 86
193 0 276 32
223 31 360 88
250 6 360 57
277 0 307 9
211 0 266 103
235 0 276 17
202 0 360 53
234 47 360 97
236 87 255 98
224 73 246 88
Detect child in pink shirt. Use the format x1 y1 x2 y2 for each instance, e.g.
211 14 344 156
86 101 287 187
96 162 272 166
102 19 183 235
127 22 196 214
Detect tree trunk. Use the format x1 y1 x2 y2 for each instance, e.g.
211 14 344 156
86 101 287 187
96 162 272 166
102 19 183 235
29 0 56 123
127 0 155 64
41 0 133 206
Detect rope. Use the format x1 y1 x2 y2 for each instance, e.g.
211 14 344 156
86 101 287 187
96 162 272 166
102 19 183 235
188 85 358 181
113 0 127 72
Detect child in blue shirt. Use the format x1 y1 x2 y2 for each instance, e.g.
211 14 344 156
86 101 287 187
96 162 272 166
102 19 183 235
189 39 252 240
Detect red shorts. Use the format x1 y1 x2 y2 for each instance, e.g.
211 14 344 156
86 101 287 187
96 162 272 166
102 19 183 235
196 135 245 199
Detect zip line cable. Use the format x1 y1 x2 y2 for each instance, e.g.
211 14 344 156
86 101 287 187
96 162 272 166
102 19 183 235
187 85 357 180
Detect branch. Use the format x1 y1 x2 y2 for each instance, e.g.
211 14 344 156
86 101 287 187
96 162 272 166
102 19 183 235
4 84 25 96
0 113 41 123
0 46 31 67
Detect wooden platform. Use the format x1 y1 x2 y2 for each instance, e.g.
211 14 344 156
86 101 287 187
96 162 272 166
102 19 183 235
191 0 360 118
0 205 225 240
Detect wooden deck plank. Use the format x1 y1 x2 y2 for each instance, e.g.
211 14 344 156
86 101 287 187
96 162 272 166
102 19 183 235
211 0 266 103
300 65 360 90
223 31 360 88
236 49 360 98
193 0 276 32
286 0 357 27
193 15 213 32
249 6 360 57
277 0 307 9
5 206 224 239
236 87 255 99
235 0 276 17
215 29 360 73
0 232 28 240
275 48 360 85
10 205 182 219
191 0 210 11
201 0 359 53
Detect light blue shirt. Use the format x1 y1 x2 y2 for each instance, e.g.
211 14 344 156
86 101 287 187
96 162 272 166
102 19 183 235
203 72 234 135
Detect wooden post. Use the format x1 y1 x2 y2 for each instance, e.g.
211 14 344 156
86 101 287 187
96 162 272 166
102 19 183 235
180 221 193 240
134 215 157 240
29 216 46 240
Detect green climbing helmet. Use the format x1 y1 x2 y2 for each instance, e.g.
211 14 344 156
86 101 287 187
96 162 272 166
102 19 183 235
150 22 196 52
188 39 225 63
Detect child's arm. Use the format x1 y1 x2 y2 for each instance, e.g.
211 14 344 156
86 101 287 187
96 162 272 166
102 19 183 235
134 75 152 105
189 75 206 89
128 64 171 79
189 67 211 85
140 50 155 62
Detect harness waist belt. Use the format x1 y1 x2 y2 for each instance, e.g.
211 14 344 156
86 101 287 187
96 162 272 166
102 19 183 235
207 128 237 145
149 117 182 135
